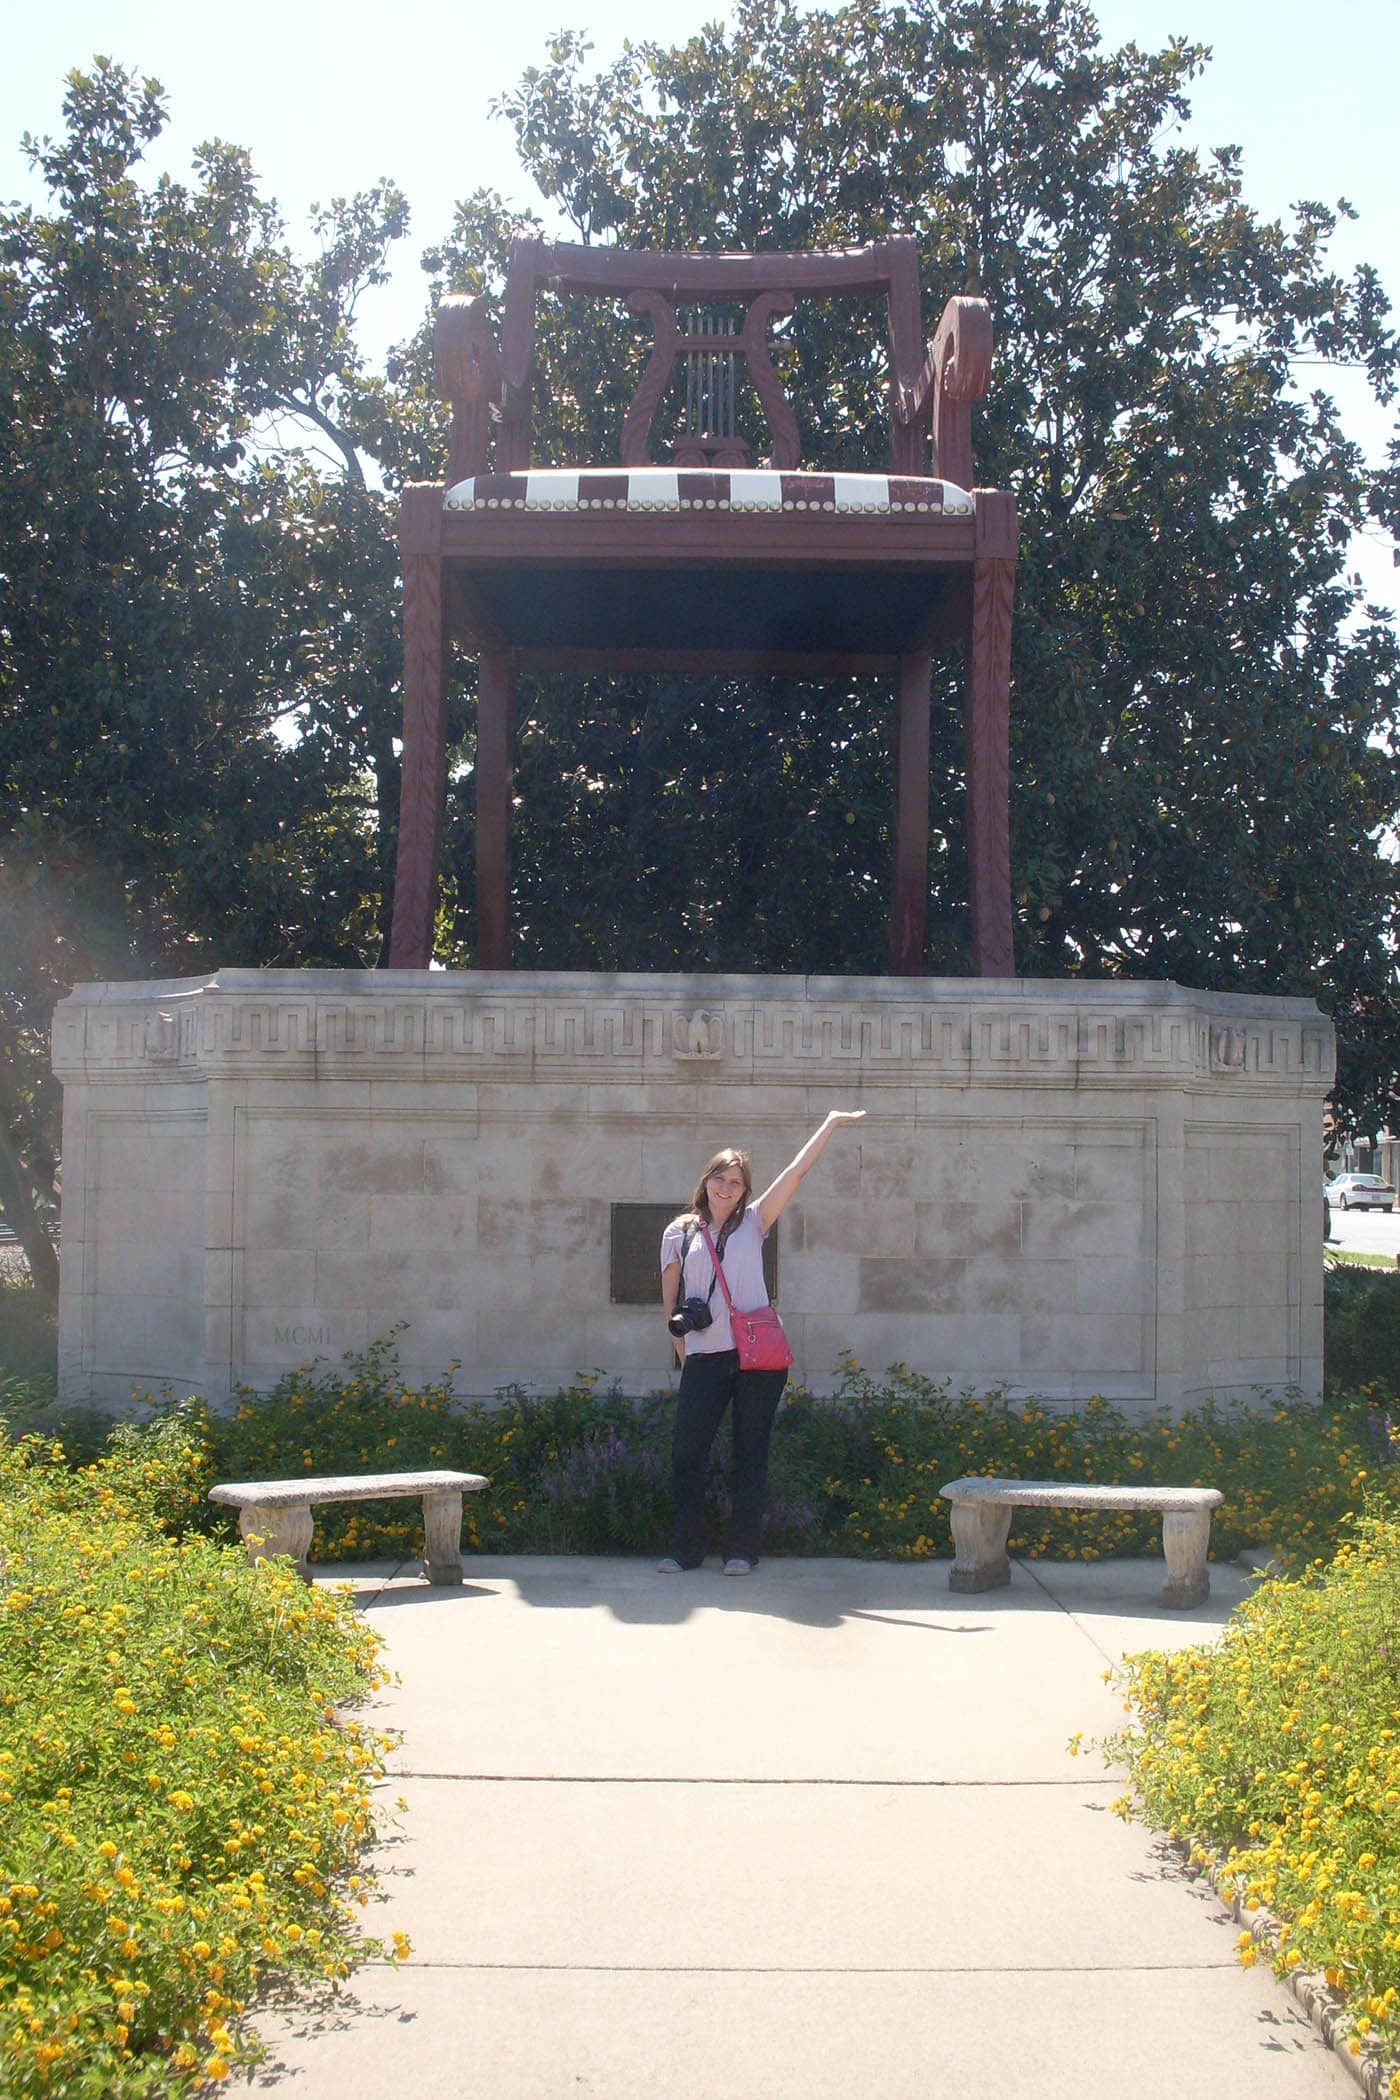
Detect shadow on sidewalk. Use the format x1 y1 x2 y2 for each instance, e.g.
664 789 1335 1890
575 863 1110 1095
345 1552 1250 1636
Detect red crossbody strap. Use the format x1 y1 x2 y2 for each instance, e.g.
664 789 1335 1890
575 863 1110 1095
700 1221 791 1373
698 1225 738 1314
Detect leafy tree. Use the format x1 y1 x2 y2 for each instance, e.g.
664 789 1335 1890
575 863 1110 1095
423 0 1399 1128
0 62 408 1291
6 3 1400 1301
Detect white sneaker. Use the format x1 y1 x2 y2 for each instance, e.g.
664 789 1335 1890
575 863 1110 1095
656 1556 685 1573
722 1556 753 1577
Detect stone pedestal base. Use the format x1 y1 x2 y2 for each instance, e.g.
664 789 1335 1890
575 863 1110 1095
51 969 1331 1412
1159 1510 1213 1609
947 1502 1014 1591
421 1491 466 1585
237 1503 313 1580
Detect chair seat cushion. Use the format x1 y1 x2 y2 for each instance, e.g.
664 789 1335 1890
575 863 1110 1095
444 467 974 516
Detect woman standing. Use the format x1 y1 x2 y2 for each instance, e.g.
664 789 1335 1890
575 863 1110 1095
658 1109 866 1575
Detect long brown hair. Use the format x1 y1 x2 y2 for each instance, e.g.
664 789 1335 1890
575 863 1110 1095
674 1147 754 1233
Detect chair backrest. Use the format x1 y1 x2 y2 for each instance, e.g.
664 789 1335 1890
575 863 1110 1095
435 237 993 489
498 237 928 476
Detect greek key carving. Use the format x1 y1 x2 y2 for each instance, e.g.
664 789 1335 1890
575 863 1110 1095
50 976 1337 1095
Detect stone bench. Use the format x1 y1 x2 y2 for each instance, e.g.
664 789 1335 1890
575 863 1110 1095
938 1476 1224 1609
209 1470 489 1585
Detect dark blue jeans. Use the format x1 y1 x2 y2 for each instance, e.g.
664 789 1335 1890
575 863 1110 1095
668 1348 788 1566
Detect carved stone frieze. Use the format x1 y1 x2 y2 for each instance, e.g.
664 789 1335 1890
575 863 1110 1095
50 969 1336 1095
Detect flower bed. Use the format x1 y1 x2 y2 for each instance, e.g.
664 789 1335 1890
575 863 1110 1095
179 1338 1398 1570
0 1416 404 2096
1100 1506 1400 2093
4 1345 1397 2091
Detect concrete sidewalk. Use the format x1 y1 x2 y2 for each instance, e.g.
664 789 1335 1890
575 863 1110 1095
236 1555 1349 2100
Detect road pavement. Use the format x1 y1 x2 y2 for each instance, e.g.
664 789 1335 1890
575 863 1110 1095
1326 1195 1400 1264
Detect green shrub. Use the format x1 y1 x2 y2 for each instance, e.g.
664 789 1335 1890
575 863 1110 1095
827 1379 1392 1566
201 1346 817 1560
0 1273 58 1385
187 1339 1397 1571
0 1419 403 2096
0 1371 128 1469
1325 1262 1400 1401
1100 1503 1400 2081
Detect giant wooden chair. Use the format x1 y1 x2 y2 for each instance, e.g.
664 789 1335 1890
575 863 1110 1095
388 237 1017 974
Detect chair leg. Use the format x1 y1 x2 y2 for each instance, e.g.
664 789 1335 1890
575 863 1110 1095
388 490 448 969
889 652 931 975
476 647 513 970
965 490 1017 977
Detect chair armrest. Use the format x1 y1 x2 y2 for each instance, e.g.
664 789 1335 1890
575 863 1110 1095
897 295 993 489
435 295 505 483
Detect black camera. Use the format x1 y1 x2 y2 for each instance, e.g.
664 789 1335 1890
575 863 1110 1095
668 1297 714 1338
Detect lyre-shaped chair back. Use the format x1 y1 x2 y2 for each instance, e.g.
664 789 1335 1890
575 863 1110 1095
484 238 952 480
617 286 798 468
676 307 745 466
438 237 994 489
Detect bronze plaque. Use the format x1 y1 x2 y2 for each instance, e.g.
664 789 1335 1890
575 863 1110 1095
609 1203 778 1306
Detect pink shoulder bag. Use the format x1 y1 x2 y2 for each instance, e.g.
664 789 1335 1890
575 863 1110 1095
699 1224 794 1374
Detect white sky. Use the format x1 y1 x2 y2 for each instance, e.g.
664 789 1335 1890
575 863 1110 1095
5 0 1397 606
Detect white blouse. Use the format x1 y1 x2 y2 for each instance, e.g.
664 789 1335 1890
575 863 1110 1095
659 1208 771 1355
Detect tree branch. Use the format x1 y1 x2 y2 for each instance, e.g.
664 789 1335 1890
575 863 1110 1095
268 388 367 487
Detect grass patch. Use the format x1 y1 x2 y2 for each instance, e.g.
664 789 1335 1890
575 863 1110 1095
1101 1504 1400 2087
0 1413 405 2096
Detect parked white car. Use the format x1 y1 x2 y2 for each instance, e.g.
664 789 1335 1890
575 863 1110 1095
1327 1172 1397 1212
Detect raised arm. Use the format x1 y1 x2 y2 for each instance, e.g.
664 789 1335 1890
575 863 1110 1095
756 1110 866 1231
